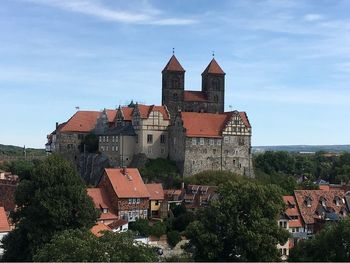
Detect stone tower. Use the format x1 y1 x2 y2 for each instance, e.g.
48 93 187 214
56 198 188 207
202 58 225 113
162 55 185 119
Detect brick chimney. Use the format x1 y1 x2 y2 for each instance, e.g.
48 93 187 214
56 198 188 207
121 166 128 176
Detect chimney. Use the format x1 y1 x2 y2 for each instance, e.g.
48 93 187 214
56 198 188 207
56 122 59 129
121 166 128 176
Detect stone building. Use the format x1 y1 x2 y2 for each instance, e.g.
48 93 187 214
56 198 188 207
162 55 225 119
169 110 254 177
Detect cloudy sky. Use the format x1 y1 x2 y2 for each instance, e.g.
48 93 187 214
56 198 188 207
1 0 350 148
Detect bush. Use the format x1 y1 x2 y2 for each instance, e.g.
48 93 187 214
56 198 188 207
150 221 166 238
129 219 151 236
167 230 181 248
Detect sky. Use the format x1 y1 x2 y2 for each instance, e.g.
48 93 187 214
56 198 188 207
1 0 350 148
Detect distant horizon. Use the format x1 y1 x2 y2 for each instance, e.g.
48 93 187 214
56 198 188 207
1 0 350 148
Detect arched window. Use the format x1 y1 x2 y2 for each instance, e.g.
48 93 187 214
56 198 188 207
214 95 219 103
173 93 178 101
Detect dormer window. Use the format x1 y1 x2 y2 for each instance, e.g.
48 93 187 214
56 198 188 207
334 196 341 206
304 196 313 207
319 196 326 207
102 208 108 214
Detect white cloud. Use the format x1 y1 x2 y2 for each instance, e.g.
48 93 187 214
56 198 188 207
304 13 324 22
24 0 196 25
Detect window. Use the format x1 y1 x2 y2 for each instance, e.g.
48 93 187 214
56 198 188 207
115 137 119 143
217 139 221 145
128 198 132 204
155 200 159 205
112 136 114 142
213 149 217 154
99 136 102 143
103 136 105 142
106 146 109 151
106 136 109 142
112 146 114 151
147 134 153 144
209 139 214 145
238 138 245 146
160 134 166 144
137 198 140 204
192 138 197 145
102 208 108 214
200 138 204 145
133 198 136 204
224 137 229 143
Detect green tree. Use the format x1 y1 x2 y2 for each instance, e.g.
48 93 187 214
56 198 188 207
185 181 289 261
289 218 350 261
184 170 243 186
33 229 157 262
150 221 166 238
167 230 181 248
129 218 151 236
1 155 99 261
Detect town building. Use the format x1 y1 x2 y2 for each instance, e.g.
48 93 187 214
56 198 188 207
0 207 11 256
97 168 150 222
145 183 167 219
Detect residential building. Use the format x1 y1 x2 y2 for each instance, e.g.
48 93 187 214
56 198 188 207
183 184 218 210
0 207 11 256
98 168 150 222
90 222 112 237
107 219 129 233
145 183 166 219
277 213 290 261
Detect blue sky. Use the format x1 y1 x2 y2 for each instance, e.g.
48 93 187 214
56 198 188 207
1 0 350 148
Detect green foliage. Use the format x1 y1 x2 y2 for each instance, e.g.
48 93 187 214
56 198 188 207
1 155 99 261
150 221 166 238
0 144 45 157
0 159 40 180
79 133 99 153
171 205 195 232
184 170 244 186
140 158 182 188
167 230 181 248
33 229 158 262
129 218 151 236
289 218 350 262
185 181 290 262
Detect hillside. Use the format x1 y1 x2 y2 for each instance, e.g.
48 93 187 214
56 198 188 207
253 145 350 153
0 144 46 157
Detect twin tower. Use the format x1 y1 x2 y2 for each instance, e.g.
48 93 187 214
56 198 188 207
161 55 226 118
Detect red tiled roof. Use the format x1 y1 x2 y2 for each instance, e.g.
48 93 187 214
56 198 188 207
294 190 347 224
137 104 170 120
283 196 303 228
146 184 164 200
104 168 150 199
107 219 128 229
105 109 117 123
60 111 100 133
162 55 185 72
90 222 111 237
202 58 225 75
0 207 10 232
183 91 208 102
87 188 110 208
121 107 134 121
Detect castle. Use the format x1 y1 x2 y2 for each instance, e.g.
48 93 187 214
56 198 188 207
46 55 254 177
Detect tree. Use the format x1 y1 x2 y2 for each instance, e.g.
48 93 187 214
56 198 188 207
167 230 181 248
129 218 151 236
33 229 157 262
184 170 243 186
289 218 350 262
185 181 289 261
150 221 166 238
1 155 99 261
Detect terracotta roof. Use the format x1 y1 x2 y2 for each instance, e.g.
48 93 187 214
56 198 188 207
162 55 185 72
90 222 111 237
239 112 251 128
146 184 164 200
137 104 170 120
87 188 111 209
294 190 347 225
202 58 225 75
104 168 150 198
87 188 118 221
0 207 10 232
120 107 134 121
183 91 208 102
105 109 117 122
283 196 303 228
107 219 128 229
60 111 100 133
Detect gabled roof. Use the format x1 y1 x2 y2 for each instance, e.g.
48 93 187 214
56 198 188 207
294 190 347 224
90 222 111 237
283 195 303 228
60 111 100 133
0 206 10 232
180 111 251 138
104 168 150 198
105 109 117 122
162 55 185 72
108 219 128 230
87 188 118 221
120 107 134 121
145 184 164 200
202 58 225 75
136 104 170 120
183 91 208 102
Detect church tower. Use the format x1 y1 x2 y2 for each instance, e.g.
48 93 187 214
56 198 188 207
162 55 185 119
201 58 225 113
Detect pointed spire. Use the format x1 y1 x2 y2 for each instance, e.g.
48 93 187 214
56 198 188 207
202 58 225 75
162 55 185 73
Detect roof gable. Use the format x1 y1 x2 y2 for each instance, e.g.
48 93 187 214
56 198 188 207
202 58 225 75
0 206 10 232
162 55 185 72
104 168 150 198
146 184 164 200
